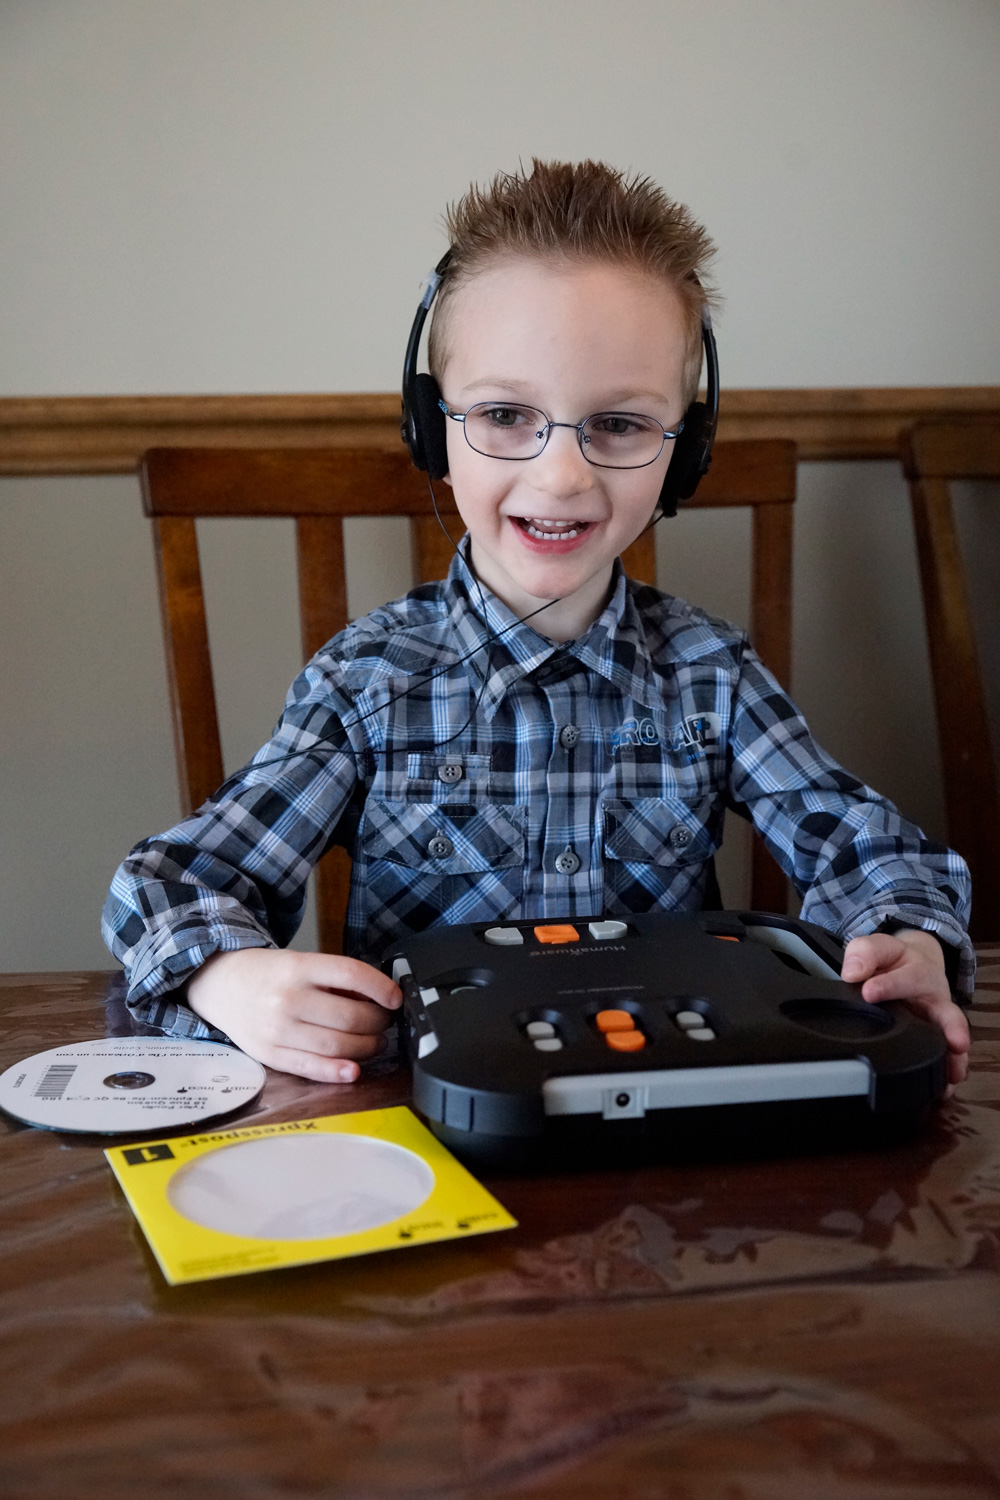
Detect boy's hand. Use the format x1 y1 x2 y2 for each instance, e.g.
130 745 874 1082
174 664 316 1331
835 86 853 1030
841 928 970 1088
186 948 402 1083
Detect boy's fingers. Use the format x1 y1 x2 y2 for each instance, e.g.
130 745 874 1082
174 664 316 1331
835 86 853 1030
259 1007 390 1058
841 933 902 982
216 1016 388 1078
291 989 396 1037
299 953 402 1009
854 970 970 1058
261 1045 362 1084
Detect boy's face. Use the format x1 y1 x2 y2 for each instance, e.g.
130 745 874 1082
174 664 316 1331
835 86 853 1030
439 256 689 640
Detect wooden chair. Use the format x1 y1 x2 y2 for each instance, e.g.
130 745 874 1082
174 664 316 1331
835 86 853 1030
900 418 1000 941
139 438 797 951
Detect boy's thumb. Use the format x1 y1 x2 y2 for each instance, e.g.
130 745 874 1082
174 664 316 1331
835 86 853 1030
841 945 869 981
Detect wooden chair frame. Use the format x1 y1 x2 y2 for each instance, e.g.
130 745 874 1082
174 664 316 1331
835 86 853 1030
140 439 797 950
900 418 1000 941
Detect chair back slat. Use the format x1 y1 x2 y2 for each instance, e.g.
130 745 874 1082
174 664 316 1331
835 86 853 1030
751 501 794 688
140 439 799 943
296 516 349 659
151 515 224 814
900 419 1000 940
413 513 463 589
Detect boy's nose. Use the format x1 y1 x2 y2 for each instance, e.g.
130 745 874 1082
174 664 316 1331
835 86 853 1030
531 426 595 498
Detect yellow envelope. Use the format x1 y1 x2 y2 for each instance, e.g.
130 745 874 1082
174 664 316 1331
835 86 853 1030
106 1105 516 1284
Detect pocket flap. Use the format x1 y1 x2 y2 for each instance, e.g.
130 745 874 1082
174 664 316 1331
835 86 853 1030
363 800 526 872
604 796 722 866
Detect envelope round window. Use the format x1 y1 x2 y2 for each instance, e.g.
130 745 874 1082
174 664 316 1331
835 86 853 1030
603 796 723 867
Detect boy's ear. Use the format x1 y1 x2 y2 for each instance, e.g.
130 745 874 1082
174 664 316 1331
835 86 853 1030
412 374 450 481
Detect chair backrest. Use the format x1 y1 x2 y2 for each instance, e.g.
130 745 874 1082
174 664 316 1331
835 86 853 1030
140 439 797 950
900 418 1000 941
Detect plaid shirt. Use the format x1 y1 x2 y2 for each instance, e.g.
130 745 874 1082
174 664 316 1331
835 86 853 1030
103 549 974 1037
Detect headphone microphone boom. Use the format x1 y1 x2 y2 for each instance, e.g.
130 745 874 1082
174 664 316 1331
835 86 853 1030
400 250 720 518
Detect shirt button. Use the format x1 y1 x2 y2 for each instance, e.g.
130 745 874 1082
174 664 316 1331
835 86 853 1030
669 825 693 851
554 845 582 876
559 724 581 750
437 763 464 784
427 835 454 859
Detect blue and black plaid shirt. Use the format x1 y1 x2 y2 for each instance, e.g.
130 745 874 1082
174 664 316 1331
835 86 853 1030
103 548 974 1037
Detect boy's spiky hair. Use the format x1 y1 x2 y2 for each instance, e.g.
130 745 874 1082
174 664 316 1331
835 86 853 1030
428 158 718 403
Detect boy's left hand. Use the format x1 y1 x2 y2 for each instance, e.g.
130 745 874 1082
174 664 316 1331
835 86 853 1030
841 928 970 1088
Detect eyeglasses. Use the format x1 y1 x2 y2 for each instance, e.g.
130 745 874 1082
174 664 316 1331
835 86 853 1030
438 399 684 469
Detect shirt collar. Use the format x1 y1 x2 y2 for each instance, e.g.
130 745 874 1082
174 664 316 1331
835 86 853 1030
441 541 663 717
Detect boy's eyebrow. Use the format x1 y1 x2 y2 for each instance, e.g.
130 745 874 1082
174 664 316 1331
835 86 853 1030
459 378 674 410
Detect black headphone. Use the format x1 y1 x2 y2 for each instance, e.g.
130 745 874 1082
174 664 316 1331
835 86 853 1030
401 250 719 519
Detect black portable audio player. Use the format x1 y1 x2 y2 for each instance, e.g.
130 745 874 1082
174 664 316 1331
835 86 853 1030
387 910 949 1167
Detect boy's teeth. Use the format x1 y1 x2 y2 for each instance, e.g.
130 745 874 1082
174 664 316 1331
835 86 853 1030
521 518 586 540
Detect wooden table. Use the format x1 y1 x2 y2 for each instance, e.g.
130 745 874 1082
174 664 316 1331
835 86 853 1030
2 955 999 1500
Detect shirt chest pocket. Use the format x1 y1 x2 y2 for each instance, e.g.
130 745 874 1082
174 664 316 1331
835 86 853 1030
362 799 526 872
603 795 723 866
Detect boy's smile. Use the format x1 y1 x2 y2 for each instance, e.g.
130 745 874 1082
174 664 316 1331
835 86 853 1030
439 257 690 641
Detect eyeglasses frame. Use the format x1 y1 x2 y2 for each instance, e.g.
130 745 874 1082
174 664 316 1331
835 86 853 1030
437 398 685 471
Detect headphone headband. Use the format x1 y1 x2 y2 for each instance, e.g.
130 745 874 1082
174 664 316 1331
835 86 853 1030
401 252 718 514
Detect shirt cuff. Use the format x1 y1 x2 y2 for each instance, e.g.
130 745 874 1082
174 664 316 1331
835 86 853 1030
124 924 277 1036
841 901 976 1003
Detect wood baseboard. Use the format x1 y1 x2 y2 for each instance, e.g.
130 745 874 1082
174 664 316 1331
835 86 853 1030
1 387 998 475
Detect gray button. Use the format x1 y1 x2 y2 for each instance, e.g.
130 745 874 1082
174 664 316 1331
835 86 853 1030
484 926 523 946
686 1027 716 1042
533 1037 564 1052
559 724 581 750
526 1020 555 1038
437 763 464 784
668 825 694 851
589 920 628 941
554 846 581 876
427 835 454 859
674 1010 705 1029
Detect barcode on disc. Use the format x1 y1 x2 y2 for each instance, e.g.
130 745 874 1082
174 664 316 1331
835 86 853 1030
34 1064 77 1099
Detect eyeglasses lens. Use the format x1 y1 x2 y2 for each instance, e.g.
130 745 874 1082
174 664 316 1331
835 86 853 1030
582 413 665 467
464 404 546 459
462 404 666 467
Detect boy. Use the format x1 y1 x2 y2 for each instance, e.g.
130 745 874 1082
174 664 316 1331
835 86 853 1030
104 160 973 1088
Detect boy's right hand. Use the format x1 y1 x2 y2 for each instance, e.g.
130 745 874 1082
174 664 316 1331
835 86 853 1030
186 948 402 1083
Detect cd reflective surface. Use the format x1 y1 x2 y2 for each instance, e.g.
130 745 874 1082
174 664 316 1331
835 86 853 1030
0 1037 266 1132
167 1133 435 1240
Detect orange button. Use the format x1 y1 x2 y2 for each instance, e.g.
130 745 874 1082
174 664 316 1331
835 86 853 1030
533 924 579 945
714 935 740 942
606 1030 646 1052
594 1009 635 1033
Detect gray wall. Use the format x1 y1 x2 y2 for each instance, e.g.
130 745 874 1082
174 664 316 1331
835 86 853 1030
2 1 998 969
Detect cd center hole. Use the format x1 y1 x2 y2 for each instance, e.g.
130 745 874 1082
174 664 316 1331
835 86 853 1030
103 1071 156 1090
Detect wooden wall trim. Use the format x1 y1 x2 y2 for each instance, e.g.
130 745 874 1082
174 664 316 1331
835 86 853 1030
1 387 998 475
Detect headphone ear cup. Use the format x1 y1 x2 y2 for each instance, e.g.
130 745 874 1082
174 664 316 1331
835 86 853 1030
411 373 449 480
658 400 714 517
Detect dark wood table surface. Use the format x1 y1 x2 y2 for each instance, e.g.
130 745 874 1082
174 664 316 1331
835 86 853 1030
2 951 999 1500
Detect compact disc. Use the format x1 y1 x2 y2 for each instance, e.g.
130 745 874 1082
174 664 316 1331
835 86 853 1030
0 1037 266 1133
167 1133 435 1240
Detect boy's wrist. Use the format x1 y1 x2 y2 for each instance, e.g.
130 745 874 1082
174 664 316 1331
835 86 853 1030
874 918 963 999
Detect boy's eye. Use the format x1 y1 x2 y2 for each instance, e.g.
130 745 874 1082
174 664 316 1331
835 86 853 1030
589 414 648 438
481 405 531 428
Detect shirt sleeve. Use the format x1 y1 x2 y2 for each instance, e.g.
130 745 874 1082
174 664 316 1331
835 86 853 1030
101 655 366 1036
726 642 975 999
